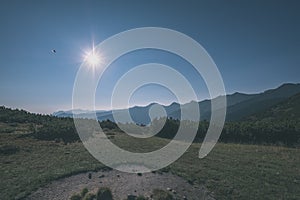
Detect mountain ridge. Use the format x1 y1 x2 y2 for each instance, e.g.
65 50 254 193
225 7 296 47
53 83 300 124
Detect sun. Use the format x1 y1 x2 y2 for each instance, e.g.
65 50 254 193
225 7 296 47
84 45 103 69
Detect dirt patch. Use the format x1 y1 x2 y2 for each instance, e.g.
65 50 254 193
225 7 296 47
26 170 214 200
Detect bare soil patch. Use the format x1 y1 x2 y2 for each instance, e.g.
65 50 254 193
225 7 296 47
27 169 214 200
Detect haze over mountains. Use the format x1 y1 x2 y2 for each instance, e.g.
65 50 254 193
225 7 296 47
53 83 300 124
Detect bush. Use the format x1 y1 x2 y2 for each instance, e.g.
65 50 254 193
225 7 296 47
96 187 113 200
70 193 82 200
136 196 147 200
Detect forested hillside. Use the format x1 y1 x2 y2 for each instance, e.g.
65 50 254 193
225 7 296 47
0 106 118 143
1 90 300 147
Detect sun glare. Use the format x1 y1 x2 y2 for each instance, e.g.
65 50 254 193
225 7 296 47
84 45 103 69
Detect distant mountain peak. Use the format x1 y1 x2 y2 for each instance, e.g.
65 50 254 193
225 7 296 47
231 92 247 96
279 82 300 87
53 82 300 123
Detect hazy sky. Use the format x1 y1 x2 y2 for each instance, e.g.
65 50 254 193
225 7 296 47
0 0 299 113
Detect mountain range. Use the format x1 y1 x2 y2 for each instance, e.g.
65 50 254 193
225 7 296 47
53 83 300 124
248 91 300 121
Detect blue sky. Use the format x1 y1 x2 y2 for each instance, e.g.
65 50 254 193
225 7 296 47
0 0 299 113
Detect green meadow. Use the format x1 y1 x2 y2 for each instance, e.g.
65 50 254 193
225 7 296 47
1 126 299 200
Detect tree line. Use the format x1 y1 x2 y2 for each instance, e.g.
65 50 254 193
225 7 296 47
1 106 299 146
154 118 300 146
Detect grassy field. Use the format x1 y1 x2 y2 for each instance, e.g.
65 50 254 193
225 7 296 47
0 132 104 199
113 133 300 200
1 126 300 199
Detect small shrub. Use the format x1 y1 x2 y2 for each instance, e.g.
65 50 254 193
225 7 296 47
136 195 147 200
70 193 82 200
96 187 113 200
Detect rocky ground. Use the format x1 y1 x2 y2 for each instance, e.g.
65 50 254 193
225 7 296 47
27 169 214 200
